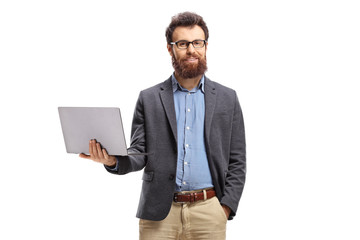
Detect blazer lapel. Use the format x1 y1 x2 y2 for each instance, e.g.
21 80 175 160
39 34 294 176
204 77 217 144
159 77 178 142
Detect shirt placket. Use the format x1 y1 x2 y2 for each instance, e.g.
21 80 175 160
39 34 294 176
182 91 193 190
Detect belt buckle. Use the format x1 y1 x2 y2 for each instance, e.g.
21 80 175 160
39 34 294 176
174 191 202 203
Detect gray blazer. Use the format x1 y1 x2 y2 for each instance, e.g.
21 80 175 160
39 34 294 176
106 76 246 221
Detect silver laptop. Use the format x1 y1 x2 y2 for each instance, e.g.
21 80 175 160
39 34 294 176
58 107 146 156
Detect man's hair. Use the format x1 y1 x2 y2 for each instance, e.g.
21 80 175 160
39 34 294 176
165 12 209 44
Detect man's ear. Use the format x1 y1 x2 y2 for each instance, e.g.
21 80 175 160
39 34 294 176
167 44 173 56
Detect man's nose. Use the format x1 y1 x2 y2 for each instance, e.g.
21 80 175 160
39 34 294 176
186 43 196 54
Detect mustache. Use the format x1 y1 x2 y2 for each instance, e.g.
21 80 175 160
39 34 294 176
174 55 200 63
184 52 200 59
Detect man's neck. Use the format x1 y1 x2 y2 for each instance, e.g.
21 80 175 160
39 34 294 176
174 73 202 91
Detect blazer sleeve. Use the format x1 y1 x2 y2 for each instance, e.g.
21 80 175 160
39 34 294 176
220 93 246 219
105 92 147 175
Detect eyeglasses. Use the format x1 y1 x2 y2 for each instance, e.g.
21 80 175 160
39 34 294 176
170 40 207 49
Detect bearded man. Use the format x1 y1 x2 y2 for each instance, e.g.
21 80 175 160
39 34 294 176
80 12 246 240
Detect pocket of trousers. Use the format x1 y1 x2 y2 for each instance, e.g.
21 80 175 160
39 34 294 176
214 197 228 222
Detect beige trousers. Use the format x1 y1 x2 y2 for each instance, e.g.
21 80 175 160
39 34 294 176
139 197 227 240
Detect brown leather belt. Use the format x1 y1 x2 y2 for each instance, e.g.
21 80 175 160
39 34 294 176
173 189 216 203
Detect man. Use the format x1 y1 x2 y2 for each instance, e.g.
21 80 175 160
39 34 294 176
80 12 246 240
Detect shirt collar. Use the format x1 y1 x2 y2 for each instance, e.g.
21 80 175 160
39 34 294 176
171 73 205 93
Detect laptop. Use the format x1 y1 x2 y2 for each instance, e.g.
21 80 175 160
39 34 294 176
58 107 146 156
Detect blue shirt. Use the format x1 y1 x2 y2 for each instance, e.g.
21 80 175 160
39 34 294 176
172 74 213 191
107 75 214 192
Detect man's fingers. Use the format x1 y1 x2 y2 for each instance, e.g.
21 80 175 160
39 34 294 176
89 140 94 156
102 148 109 160
102 149 116 166
96 142 104 159
79 153 91 159
79 139 111 164
91 140 98 159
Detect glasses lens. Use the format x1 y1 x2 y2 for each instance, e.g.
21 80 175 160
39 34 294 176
193 40 205 48
176 41 189 49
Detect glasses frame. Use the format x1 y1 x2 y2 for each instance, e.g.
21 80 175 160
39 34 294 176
170 39 207 49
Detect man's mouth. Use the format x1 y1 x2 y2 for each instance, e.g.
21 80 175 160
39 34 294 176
185 57 198 63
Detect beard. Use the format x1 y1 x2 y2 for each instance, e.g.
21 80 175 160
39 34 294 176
172 52 208 79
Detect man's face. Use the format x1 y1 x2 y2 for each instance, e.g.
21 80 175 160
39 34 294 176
167 25 208 79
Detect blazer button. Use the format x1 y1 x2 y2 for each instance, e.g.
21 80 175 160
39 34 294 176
169 174 175 180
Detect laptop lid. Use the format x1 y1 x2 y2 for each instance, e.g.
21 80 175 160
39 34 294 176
58 107 128 156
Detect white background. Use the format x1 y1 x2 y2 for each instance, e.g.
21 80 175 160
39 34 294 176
1 0 359 239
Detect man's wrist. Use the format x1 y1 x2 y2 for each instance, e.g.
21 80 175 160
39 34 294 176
105 163 116 168
105 157 117 168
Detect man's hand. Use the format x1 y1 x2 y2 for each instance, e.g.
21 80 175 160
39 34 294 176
79 139 117 167
222 204 231 219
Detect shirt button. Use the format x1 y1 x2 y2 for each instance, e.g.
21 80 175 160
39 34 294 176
185 144 189 148
183 181 187 185
187 108 191 112
186 126 190 130
184 162 188 165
